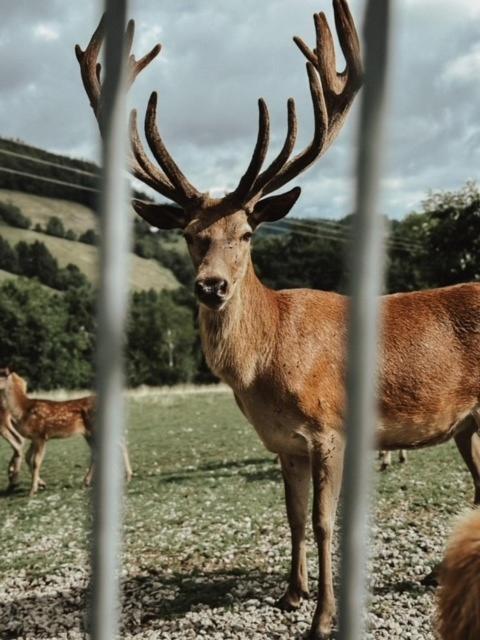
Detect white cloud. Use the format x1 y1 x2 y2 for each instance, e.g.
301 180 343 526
442 43 480 84
33 24 59 42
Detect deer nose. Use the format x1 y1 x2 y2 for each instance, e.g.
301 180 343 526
195 277 229 307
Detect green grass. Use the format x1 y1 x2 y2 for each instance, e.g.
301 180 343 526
0 222 179 292
0 389 475 634
0 390 473 576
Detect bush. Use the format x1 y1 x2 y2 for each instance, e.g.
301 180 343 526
45 216 65 237
0 201 31 229
79 229 98 245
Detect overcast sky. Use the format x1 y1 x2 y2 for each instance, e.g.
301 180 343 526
1 0 479 220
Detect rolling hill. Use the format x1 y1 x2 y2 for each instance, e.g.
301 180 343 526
0 190 179 292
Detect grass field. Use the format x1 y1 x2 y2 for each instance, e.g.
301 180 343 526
0 222 179 293
0 389 474 639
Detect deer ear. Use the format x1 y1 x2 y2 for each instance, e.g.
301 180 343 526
250 187 301 227
133 201 189 230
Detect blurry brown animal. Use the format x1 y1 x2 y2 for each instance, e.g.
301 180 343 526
0 392 24 489
0 371 132 496
77 2 480 638
378 449 407 471
437 509 480 640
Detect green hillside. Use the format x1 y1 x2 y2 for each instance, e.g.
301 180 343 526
0 189 98 235
0 222 179 292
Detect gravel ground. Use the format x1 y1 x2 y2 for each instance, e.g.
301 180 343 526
0 504 446 640
0 393 470 640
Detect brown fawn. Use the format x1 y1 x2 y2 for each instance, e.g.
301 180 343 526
0 370 132 497
0 388 24 490
77 2 480 637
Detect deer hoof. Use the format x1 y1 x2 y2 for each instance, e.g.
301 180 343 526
275 588 309 611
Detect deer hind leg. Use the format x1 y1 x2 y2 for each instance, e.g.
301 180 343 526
399 449 407 464
378 450 391 471
29 439 47 497
455 415 480 505
83 435 94 487
310 432 345 640
122 441 133 484
276 453 310 611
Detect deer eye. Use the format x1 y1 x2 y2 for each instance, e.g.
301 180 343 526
242 231 253 242
184 233 193 245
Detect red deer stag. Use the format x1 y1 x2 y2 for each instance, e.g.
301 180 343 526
0 371 132 497
437 509 480 640
77 2 480 637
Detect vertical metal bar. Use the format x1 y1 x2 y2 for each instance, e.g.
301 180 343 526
338 1 392 639
91 2 130 640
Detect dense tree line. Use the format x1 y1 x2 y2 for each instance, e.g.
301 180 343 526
0 236 87 291
0 181 478 389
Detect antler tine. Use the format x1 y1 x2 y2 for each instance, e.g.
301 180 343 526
129 109 179 201
231 99 270 202
240 0 362 202
77 14 201 211
144 92 202 206
124 19 163 89
75 14 107 118
334 0 362 84
262 62 328 196
248 98 298 198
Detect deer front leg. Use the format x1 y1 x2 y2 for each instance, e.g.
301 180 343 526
29 439 46 497
310 432 345 640
276 453 310 611
455 415 480 505
1 423 24 488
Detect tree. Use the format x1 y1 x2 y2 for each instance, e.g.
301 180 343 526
126 289 197 386
416 182 480 287
16 240 59 288
0 279 95 389
0 237 18 273
45 216 66 238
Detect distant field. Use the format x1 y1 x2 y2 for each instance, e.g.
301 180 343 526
0 389 475 639
0 222 179 292
0 189 98 235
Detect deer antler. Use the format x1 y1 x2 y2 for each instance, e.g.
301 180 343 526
231 0 363 207
77 1 362 225
75 15 202 217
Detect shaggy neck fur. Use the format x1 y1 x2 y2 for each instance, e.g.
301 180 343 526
5 375 30 421
199 259 279 390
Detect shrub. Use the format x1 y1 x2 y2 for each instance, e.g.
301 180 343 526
0 201 31 229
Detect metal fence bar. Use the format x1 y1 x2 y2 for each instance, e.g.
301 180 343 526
338 1 392 639
91 2 131 640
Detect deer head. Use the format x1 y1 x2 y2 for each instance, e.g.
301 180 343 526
76 0 362 310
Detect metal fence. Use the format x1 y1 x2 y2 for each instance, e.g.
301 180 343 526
93 1 391 639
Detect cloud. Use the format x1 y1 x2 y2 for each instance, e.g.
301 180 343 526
0 0 478 221
33 24 60 42
442 43 480 84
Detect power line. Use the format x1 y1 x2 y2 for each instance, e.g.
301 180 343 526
279 217 423 251
0 166 100 193
0 153 424 250
0 166 152 205
0 148 100 179
265 223 422 253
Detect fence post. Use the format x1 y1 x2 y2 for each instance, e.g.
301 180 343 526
338 1 392 639
90 2 131 639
